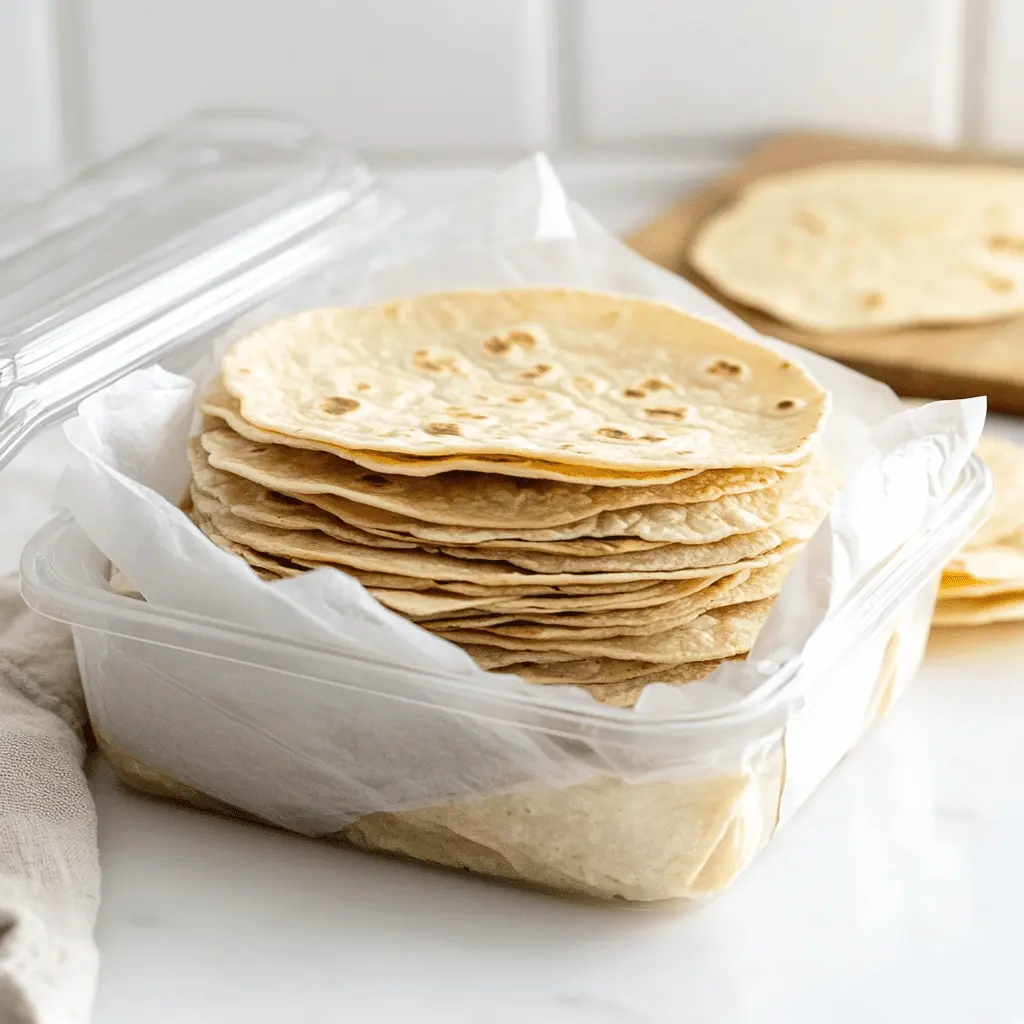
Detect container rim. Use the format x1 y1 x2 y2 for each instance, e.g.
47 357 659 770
19 453 992 738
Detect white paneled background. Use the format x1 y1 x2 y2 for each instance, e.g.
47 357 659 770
0 0 1020 232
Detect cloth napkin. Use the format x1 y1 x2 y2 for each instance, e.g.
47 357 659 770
0 574 99 1024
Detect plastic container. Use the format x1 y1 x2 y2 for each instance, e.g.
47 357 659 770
8 111 993 902
21 454 989 901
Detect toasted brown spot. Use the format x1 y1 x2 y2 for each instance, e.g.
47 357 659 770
860 290 886 310
412 349 466 375
319 396 360 415
483 330 536 356
641 378 670 391
988 234 1024 255
453 410 488 420
780 361 792 370
706 360 745 378
986 274 1015 294
425 422 462 436
623 388 646 399
506 394 529 405
237 368 251 376
796 210 826 235
355 382 372 392
644 406 687 421
519 363 553 381
639 434 666 443
776 399 797 411
597 427 631 440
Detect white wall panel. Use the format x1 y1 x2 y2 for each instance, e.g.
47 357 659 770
82 0 554 158
576 0 963 145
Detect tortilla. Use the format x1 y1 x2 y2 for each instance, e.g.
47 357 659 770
202 386 719 486
220 287 828 470
691 162 1024 332
425 564 785 640
200 425 801 527
452 599 773 665
194 433 805 549
190 491 799 586
934 591 1024 626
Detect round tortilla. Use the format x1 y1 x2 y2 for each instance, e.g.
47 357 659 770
219 287 828 470
691 162 1024 333
200 424 799 526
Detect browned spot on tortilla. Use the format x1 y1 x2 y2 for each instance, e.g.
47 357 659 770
860 290 886 310
644 406 687 421
776 399 797 411
796 209 826 235
642 378 670 392
988 234 1024 256
505 394 529 405
483 330 537 356
412 349 466 375
358 474 392 488
425 422 462 436
355 382 372 392
622 388 645 398
452 410 488 420
986 274 1015 294
519 363 553 381
639 434 666 443
706 360 745 378
597 427 631 440
319 396 360 415
780 361 792 370
237 368 251 376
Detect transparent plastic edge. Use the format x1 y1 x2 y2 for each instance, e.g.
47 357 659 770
20 453 992 738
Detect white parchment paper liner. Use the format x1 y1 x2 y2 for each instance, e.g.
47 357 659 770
54 156 984 833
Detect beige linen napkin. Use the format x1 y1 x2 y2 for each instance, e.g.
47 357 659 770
0 574 99 1024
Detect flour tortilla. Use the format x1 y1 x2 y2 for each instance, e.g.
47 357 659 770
191 510 738 598
942 436 1024 582
453 599 773 665
190 443 685 558
969 436 1024 548
934 591 1024 626
433 495 822 573
582 660 728 706
202 386 716 486
691 162 1024 333
200 425 800 527
342 768 760 901
426 564 785 640
188 509 305 578
220 288 828 470
946 542 1024 583
193 434 805 550
940 569 1024 598
376 575 724 619
191 492 798 586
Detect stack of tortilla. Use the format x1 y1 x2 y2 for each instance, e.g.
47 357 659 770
936 436 1024 626
187 287 834 706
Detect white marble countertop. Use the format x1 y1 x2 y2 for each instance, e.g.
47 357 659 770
4 193 1024 1023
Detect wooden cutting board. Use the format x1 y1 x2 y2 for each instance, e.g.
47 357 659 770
627 131 1024 414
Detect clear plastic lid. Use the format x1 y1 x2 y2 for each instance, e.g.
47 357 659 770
0 108 397 472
